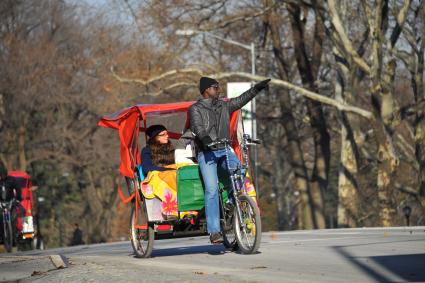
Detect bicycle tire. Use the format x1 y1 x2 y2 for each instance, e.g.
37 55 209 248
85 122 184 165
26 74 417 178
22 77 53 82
234 195 261 254
130 194 154 258
3 214 13 253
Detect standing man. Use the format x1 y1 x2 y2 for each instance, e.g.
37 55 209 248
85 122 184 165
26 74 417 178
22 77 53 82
0 163 21 202
70 223 85 246
189 76 270 244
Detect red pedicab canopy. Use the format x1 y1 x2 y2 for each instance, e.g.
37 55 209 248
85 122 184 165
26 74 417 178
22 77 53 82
7 171 34 216
98 102 242 178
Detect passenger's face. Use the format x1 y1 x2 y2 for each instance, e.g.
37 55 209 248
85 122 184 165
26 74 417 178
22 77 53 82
155 130 169 144
204 84 221 99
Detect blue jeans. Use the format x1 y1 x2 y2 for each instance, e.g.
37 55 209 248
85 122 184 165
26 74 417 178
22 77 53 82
197 147 241 234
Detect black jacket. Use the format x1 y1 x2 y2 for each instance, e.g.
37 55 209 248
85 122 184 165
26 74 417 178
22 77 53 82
189 87 259 151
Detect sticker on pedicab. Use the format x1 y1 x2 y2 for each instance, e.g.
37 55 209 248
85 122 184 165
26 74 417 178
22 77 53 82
162 188 178 216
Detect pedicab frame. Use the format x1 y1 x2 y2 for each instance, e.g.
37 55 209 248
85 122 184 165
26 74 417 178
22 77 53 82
98 101 260 257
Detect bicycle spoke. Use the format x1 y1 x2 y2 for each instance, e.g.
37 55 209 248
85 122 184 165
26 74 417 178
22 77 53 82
242 206 254 247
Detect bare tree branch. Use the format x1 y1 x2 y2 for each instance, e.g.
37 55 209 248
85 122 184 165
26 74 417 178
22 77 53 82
202 5 277 31
111 67 373 119
390 0 412 47
110 66 202 84
328 0 371 74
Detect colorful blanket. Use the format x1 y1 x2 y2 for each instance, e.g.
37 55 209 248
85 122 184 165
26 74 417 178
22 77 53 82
140 164 193 218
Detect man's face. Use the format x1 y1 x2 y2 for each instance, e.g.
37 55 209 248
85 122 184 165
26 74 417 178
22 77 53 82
204 83 221 99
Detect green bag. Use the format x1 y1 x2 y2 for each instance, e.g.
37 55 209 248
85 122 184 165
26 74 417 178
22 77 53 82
177 165 229 211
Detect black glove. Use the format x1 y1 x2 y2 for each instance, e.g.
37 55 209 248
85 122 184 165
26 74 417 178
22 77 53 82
200 136 213 150
253 79 271 92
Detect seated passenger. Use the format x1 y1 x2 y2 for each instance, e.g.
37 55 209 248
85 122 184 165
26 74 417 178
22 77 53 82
140 125 197 219
141 124 175 176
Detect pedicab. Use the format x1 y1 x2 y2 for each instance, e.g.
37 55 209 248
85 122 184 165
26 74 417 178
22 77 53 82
98 101 262 258
2 171 36 251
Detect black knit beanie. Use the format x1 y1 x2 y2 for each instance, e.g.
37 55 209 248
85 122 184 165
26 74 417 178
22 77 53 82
146 124 167 139
199 77 219 95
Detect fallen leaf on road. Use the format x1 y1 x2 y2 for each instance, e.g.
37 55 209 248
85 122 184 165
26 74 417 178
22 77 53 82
31 271 45 276
250 266 267 269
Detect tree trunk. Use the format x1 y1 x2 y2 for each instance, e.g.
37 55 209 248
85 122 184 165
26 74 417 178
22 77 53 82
414 21 425 210
336 73 360 227
271 134 289 230
17 124 27 171
371 78 399 227
266 2 317 228
334 0 360 228
288 3 328 228
417 108 425 209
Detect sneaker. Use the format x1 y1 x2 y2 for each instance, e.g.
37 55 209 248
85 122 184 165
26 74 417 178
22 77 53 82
209 232 223 244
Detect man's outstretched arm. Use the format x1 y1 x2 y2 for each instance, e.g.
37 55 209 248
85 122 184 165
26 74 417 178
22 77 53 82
228 79 270 113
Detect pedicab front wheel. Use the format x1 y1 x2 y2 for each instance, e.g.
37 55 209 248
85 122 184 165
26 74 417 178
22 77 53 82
234 195 261 254
130 197 154 258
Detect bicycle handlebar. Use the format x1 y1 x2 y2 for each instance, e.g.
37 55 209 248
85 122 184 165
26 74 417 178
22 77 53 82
206 137 262 149
246 137 261 145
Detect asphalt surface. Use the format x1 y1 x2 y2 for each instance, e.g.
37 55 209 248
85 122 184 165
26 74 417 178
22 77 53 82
1 227 424 282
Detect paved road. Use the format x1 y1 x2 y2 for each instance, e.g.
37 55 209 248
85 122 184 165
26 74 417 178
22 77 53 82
1 227 424 282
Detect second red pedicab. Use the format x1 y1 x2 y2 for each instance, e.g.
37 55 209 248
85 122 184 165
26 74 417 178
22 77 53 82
98 101 261 258
1 171 37 251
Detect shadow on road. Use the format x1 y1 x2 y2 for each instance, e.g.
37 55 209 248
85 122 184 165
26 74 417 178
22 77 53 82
333 240 425 282
150 244 228 258
370 254 425 282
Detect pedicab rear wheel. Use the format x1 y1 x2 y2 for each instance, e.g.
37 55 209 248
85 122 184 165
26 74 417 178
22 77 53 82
234 195 261 254
130 194 154 258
